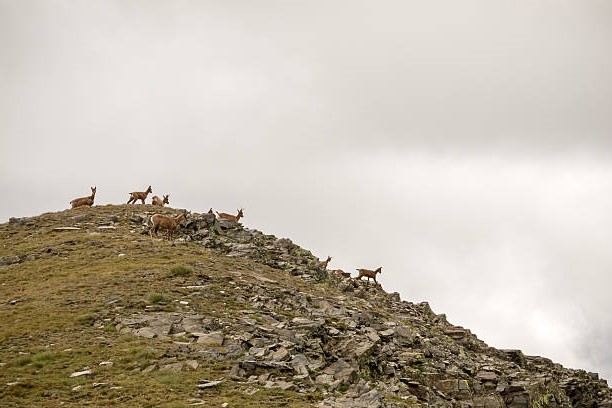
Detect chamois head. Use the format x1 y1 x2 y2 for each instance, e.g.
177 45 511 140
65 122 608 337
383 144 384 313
163 195 169 205
146 185 153 194
90 186 97 197
237 209 244 219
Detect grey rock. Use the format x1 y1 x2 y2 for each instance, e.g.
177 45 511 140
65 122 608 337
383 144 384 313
134 327 157 339
353 341 376 357
197 379 225 388
378 328 395 338
196 331 224 346
323 359 358 383
290 354 310 376
0 256 21 266
291 317 324 328
271 347 290 362
69 368 92 378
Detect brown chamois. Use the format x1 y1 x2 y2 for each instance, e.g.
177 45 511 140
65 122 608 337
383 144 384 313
70 186 96 209
150 211 188 240
334 269 351 279
216 208 244 223
356 267 382 283
321 256 332 269
127 185 153 204
152 194 169 207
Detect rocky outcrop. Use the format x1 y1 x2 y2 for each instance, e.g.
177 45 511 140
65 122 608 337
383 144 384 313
132 211 328 280
119 209 612 407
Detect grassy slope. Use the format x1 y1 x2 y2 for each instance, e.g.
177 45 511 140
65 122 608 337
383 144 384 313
0 205 332 407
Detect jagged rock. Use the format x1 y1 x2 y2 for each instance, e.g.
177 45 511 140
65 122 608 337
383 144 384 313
196 331 224 346
271 347 290 362
290 354 310 376
134 327 157 339
318 387 383 408
264 380 295 391
501 349 527 368
473 394 506 408
197 379 225 388
0 255 21 266
477 370 499 383
323 359 358 384
354 340 376 357
398 351 425 365
291 317 324 328
378 328 395 338
70 368 92 377
435 378 470 399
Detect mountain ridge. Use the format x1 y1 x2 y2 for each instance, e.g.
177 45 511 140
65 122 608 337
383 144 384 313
1 205 610 407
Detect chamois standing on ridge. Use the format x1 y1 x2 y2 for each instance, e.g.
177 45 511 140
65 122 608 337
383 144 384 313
334 269 351 279
127 186 153 204
70 186 97 209
150 211 188 240
356 267 382 283
321 256 332 269
152 195 169 207
216 208 244 223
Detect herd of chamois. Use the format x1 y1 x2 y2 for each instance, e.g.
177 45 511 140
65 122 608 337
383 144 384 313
69 185 382 284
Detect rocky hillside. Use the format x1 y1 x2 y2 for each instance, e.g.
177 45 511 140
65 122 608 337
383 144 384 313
1 205 611 407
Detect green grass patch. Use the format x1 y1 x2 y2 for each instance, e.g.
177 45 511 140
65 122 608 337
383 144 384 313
75 313 96 326
148 292 171 304
14 355 33 367
169 265 193 277
125 347 159 365
153 371 185 386
337 383 350 393
103 323 117 333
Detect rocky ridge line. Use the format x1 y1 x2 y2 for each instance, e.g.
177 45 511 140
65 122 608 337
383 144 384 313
3 208 611 407
129 210 612 408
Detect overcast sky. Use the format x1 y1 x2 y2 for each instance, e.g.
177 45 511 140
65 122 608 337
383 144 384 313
2 0 612 380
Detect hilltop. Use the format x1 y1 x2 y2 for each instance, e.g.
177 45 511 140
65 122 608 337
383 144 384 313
1 205 611 407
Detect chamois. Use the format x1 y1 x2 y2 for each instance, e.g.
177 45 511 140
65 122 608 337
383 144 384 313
356 267 382 283
321 256 332 269
216 208 244 223
70 186 96 209
334 269 351 279
127 185 153 204
150 211 188 240
152 195 169 207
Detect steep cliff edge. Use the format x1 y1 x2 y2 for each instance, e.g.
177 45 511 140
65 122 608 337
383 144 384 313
1 206 610 407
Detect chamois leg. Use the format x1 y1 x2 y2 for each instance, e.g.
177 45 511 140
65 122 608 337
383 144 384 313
140 198 145 204
150 225 159 239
